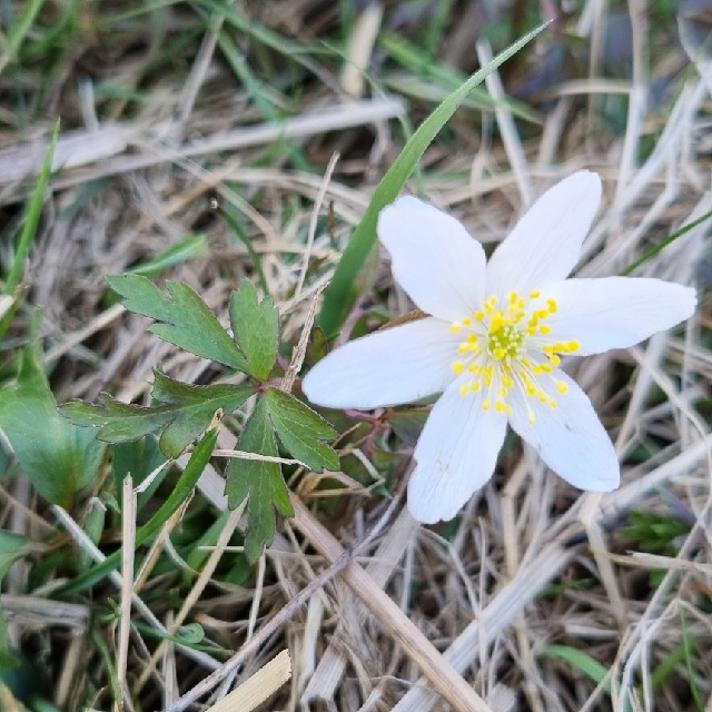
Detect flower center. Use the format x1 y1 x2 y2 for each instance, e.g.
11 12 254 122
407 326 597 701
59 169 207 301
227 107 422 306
449 290 580 424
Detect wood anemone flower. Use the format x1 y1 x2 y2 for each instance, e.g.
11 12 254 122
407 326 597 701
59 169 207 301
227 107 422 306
303 172 697 524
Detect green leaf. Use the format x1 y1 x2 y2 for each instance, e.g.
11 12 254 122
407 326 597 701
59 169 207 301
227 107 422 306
60 371 254 458
226 399 293 562
0 343 105 507
229 281 279 380
151 372 253 456
172 623 205 646
57 427 218 595
107 275 248 371
317 21 549 336
264 388 339 472
111 438 166 509
0 530 31 581
0 614 19 668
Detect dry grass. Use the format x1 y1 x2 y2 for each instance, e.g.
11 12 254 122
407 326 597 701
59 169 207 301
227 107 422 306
0 1 711 711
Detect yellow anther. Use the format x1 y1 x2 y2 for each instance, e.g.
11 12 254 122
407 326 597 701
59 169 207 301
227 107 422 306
448 286 570 418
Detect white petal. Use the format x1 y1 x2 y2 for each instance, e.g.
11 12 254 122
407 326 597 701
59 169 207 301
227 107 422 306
378 196 487 322
302 317 458 410
408 377 507 523
509 372 619 491
546 277 696 355
486 171 602 296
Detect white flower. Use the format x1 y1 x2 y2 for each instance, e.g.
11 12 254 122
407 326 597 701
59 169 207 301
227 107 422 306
302 171 696 523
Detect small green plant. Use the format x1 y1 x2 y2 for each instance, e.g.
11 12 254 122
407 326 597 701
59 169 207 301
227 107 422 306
61 276 338 562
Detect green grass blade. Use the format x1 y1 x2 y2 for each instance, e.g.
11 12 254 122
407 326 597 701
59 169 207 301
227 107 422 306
4 119 59 296
540 645 634 711
380 33 540 124
679 609 704 711
622 207 712 275
54 426 218 596
0 0 48 75
540 645 612 692
125 234 208 278
649 642 686 691
317 21 550 336
220 205 269 294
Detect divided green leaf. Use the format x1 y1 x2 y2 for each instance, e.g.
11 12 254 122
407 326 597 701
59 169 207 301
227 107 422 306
229 280 279 380
264 388 339 472
60 371 254 458
226 398 293 562
107 275 248 371
0 344 106 508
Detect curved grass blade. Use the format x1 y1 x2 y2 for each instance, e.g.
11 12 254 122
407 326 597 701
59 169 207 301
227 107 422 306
317 21 550 337
622 207 712 275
